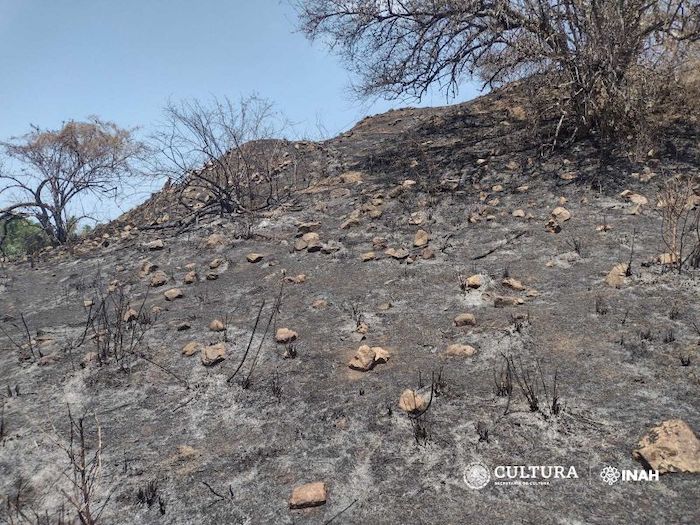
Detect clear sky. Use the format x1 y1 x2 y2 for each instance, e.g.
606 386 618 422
0 0 480 221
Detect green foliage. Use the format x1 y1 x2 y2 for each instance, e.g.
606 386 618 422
0 217 49 256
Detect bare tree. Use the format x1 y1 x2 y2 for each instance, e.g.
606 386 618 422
151 95 301 218
0 118 146 245
298 1 700 144
658 174 700 272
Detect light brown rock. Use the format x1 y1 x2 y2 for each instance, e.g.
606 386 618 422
204 233 225 248
502 277 525 291
385 247 409 260
164 288 183 301
361 251 376 262
288 482 327 509
123 307 138 323
494 295 524 307
201 342 226 366
145 239 164 251
633 419 700 473
246 253 263 263
454 313 476 327
275 328 298 344
399 389 428 414
445 344 477 357
184 271 198 284
209 319 225 332
150 271 168 287
551 207 571 222
182 341 202 357
414 229 430 247
605 263 629 288
466 275 483 288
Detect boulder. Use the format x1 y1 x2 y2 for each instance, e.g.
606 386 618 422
605 263 629 288
551 207 571 222
633 419 700 473
150 271 168 287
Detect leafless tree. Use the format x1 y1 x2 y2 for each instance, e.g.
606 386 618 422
658 174 700 272
0 118 146 245
151 95 302 218
298 1 700 145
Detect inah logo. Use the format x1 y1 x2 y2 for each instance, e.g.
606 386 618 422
463 463 491 489
600 466 621 485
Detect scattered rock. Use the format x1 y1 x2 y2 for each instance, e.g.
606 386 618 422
420 247 435 260
201 342 226 366
246 253 264 263
605 263 629 288
275 328 298 344
297 221 320 234
164 288 183 301
184 271 198 284
494 295 524 307
445 344 477 357
454 313 476 327
123 307 138 322
209 258 224 269
633 419 700 474
289 482 327 509
285 273 307 284
512 209 526 218
385 247 409 260
204 233 225 248
551 207 571 222
398 389 428 414
182 341 202 357
150 271 168 287
348 345 390 371
466 275 483 288
361 251 376 262
205 272 219 281
545 218 562 233
502 277 525 291
139 260 158 277
414 229 430 247
340 170 363 183
209 319 225 332
311 299 327 309
145 239 165 251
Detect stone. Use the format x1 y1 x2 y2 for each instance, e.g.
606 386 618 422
454 313 476 327
512 209 526 218
502 277 525 291
209 258 224 269
145 239 164 251
367 207 383 219
399 389 428 414
372 237 388 250
633 419 700 473
414 229 430 247
289 482 327 509
409 211 427 225
445 344 477 357
275 328 298 344
139 260 158 277
348 345 376 371
164 288 183 301
421 247 435 260
184 271 198 284
348 345 390 371
551 207 571 222
361 251 376 262
297 221 320 234
494 295 524 307
294 239 308 251
466 275 483 288
285 274 307 284
209 319 225 332
385 247 409 260
545 218 562 233
246 253 263 263
629 193 648 205
302 232 320 244
311 299 327 309
204 233 225 248
605 263 629 288
150 271 168 287
492 184 503 192
340 217 361 229
201 342 226 366
182 341 202 357
205 272 219 281
83 299 94 308
123 307 138 323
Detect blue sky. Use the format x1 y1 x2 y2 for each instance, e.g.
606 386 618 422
0 0 480 220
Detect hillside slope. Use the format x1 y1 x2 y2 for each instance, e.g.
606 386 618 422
1 87 699 524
